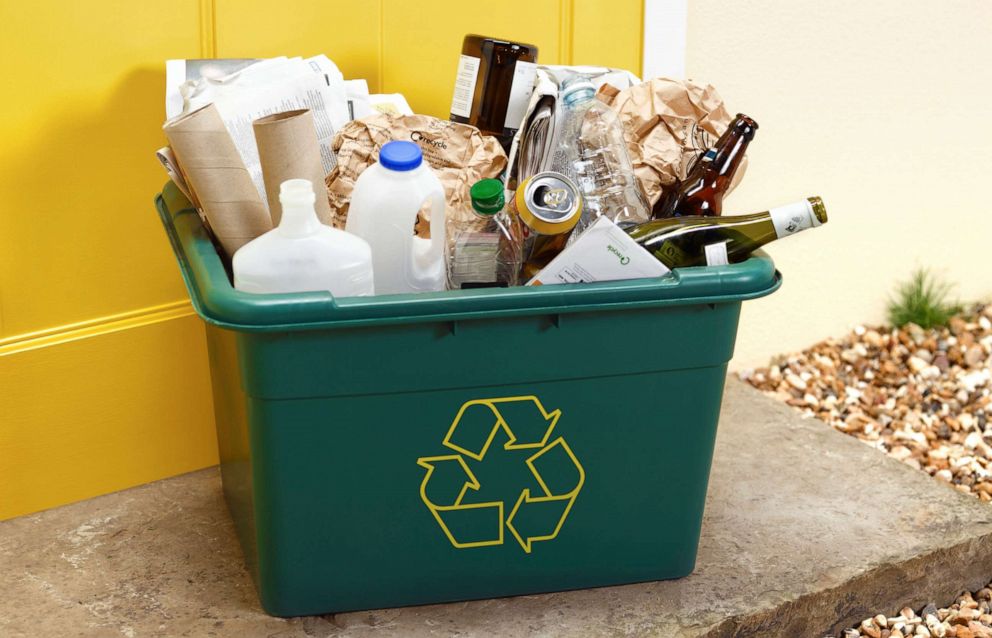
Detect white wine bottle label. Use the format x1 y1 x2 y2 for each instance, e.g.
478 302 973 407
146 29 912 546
770 200 815 238
704 241 730 266
450 55 481 118
503 61 538 129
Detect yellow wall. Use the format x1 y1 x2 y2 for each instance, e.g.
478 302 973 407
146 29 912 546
683 1 992 369
0 0 642 520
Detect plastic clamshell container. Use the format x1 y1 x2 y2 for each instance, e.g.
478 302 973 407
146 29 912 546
155 182 781 617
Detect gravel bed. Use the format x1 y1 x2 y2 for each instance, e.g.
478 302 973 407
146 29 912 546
740 305 992 636
740 304 992 499
824 586 992 637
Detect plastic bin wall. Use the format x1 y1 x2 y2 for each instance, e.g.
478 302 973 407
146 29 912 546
156 183 780 616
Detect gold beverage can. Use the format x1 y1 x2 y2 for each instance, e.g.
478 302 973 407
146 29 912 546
513 172 583 235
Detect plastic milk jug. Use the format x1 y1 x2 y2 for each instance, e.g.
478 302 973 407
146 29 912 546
233 179 374 296
345 141 446 295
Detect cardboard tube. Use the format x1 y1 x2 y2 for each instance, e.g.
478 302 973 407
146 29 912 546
163 104 272 258
253 109 333 226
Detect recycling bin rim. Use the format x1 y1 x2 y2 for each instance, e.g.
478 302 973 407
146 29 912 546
155 181 782 332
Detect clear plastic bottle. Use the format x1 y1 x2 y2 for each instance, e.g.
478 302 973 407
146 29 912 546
233 179 374 297
557 76 650 236
448 178 522 288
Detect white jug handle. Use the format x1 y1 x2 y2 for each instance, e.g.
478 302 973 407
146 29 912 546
402 182 446 292
427 186 446 264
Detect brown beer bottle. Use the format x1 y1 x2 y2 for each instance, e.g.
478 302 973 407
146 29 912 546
652 113 758 218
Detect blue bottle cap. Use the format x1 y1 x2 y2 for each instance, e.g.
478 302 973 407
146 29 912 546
379 140 423 171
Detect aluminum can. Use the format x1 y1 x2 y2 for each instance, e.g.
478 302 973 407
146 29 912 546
513 172 582 236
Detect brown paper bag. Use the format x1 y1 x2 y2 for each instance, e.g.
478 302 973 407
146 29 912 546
325 113 507 232
163 104 272 258
599 78 744 207
253 110 334 226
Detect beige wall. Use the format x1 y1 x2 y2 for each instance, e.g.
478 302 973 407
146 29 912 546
683 0 992 369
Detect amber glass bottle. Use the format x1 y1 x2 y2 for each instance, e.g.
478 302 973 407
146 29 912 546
652 114 758 219
449 35 538 152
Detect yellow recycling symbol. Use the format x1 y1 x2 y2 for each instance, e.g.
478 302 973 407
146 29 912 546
417 396 585 553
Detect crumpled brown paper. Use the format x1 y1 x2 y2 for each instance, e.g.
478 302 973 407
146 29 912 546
599 78 744 207
325 113 507 232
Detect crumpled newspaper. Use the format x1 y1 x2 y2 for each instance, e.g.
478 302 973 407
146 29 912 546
325 113 507 232
599 78 744 207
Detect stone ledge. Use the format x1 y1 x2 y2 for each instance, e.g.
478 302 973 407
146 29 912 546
2 378 990 637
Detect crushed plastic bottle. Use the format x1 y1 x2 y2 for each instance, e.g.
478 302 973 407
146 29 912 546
557 75 650 236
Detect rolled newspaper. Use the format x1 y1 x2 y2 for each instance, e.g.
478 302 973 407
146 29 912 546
253 110 333 226
163 104 272 258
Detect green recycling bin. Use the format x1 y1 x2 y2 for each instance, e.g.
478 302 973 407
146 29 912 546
155 182 780 617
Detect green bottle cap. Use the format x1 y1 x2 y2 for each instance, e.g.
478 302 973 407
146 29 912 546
470 179 505 216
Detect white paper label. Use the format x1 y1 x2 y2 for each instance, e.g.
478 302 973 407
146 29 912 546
769 201 814 238
503 61 538 130
527 217 670 286
704 241 729 266
450 55 480 118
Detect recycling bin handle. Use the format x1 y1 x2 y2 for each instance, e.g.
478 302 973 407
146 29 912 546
158 184 341 326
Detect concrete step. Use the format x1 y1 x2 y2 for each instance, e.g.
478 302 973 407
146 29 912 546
2 378 991 637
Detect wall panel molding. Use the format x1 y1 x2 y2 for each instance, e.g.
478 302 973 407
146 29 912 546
200 0 217 58
0 301 195 358
559 0 575 65
0 312 217 521
571 0 642 74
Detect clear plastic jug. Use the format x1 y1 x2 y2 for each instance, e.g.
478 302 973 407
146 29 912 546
233 179 374 296
346 141 446 295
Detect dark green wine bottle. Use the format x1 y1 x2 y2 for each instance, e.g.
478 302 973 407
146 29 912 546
627 196 827 269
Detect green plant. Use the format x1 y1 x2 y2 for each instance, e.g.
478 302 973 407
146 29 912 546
886 268 962 329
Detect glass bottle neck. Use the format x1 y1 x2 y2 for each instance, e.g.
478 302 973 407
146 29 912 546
712 132 750 178
710 115 756 178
